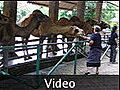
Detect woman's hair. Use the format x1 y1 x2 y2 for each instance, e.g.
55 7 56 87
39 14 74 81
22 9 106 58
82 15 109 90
111 25 117 33
94 25 101 32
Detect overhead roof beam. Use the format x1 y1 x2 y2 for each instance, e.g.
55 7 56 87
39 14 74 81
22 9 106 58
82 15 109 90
28 1 74 10
60 1 77 5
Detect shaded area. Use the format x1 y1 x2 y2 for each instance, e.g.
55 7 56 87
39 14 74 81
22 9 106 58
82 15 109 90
0 53 84 76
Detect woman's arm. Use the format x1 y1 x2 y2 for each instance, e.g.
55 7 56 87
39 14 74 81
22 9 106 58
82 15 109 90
82 36 91 40
115 38 119 47
89 40 94 46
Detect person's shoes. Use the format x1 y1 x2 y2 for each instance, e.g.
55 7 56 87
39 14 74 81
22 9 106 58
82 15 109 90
95 72 99 75
84 72 90 75
112 62 118 64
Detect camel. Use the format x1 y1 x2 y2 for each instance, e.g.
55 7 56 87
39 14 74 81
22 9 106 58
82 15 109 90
54 16 93 53
86 19 99 27
86 19 111 35
70 16 94 34
0 10 49 61
86 19 111 30
18 14 84 58
54 16 111 53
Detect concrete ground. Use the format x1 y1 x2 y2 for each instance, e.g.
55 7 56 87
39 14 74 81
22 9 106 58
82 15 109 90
28 47 119 75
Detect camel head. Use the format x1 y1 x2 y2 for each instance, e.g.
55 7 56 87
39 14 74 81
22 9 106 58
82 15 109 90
32 10 50 22
70 16 80 22
98 21 111 30
68 26 85 37
29 10 50 29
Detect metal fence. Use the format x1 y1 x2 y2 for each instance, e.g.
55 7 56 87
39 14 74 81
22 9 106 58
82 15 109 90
0 37 88 88
0 33 111 88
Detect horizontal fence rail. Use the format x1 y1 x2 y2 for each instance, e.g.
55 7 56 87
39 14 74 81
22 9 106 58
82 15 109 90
0 34 111 89
0 34 110 69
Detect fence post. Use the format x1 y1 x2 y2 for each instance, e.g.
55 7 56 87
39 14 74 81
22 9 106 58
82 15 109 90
3 48 8 73
74 42 78 75
36 45 41 75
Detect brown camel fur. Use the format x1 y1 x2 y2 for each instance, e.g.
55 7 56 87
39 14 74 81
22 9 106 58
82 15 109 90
18 14 84 56
0 10 48 61
54 16 110 53
54 16 93 53
86 19 99 27
55 16 93 34
0 10 48 45
86 19 110 30
55 17 70 26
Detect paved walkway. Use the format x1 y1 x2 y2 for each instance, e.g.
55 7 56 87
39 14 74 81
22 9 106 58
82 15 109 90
28 47 119 75
1 46 119 90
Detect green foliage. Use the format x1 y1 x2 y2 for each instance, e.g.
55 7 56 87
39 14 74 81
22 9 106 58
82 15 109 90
17 2 42 22
58 2 118 24
17 2 49 22
17 6 30 22
101 3 116 23
58 10 77 19
58 2 96 21
84 2 96 21
0 1 49 22
0 1 3 13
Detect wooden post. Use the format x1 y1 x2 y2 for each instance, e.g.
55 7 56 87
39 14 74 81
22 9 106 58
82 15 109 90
77 1 85 21
96 1 103 23
3 1 17 58
49 1 59 23
3 1 17 22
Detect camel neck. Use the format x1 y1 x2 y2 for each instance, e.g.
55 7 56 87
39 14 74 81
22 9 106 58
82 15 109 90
15 17 40 38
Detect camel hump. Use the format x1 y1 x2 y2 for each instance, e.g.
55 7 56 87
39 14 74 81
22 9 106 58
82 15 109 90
33 9 43 15
86 19 99 27
70 16 80 22
56 17 70 26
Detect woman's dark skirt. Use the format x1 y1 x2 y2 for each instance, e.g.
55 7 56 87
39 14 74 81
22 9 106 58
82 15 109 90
87 48 102 67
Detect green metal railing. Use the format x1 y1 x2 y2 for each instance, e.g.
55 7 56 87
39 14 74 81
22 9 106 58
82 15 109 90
0 40 88 89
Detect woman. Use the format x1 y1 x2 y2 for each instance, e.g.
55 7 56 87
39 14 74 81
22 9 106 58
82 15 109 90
83 25 102 75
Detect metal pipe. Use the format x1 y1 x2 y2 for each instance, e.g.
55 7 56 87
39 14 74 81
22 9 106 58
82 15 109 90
100 45 110 61
36 45 41 75
47 44 75 75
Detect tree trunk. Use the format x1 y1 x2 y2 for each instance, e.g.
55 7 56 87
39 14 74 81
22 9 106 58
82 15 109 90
3 1 17 22
96 1 103 23
77 1 85 21
49 1 59 23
